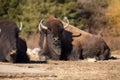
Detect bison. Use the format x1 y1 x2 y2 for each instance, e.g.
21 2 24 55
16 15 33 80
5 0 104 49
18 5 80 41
38 17 69 60
38 17 110 61
0 18 30 63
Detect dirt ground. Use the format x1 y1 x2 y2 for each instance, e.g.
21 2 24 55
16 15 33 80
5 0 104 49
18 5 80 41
0 53 120 80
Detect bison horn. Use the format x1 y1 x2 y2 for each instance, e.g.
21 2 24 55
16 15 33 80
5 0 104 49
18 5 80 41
0 28 1 33
19 22 23 31
38 19 48 31
64 17 69 29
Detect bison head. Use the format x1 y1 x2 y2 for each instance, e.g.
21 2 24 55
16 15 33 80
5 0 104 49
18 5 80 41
38 17 69 59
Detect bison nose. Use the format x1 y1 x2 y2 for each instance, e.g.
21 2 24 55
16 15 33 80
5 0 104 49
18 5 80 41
54 37 59 41
53 40 61 46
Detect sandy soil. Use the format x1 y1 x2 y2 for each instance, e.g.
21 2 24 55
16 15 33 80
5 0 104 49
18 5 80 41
0 54 120 80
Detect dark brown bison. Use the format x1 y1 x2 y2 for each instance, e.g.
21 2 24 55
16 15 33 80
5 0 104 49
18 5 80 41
38 17 69 60
0 18 30 63
38 17 110 61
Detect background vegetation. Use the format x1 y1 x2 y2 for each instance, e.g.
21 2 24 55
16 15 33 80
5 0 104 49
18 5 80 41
0 0 120 37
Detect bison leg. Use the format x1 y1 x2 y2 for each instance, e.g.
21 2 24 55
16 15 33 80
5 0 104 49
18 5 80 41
67 48 82 61
68 53 80 60
38 50 49 63
98 49 110 60
39 55 48 63
15 52 30 63
39 49 60 61
5 50 16 62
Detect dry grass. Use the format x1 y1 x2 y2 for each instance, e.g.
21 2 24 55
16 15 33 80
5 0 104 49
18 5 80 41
0 54 120 80
106 0 120 36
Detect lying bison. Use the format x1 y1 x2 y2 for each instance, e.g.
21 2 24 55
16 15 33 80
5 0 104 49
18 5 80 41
38 17 110 61
0 18 30 63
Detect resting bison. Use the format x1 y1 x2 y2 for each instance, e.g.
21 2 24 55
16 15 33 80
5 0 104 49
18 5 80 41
0 18 30 63
38 17 110 61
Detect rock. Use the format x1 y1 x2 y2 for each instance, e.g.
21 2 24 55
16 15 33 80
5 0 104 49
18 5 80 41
0 64 55 77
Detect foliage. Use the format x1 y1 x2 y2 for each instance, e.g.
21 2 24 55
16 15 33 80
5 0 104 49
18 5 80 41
76 0 110 34
0 0 119 37
0 0 80 36
106 0 120 36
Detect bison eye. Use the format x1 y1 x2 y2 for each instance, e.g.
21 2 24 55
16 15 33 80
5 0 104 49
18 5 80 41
47 29 51 34
60 29 64 33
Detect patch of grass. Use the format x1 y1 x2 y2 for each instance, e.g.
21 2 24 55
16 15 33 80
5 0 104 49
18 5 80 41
111 50 120 55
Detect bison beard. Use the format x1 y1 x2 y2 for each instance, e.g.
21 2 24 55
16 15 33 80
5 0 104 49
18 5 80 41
47 34 61 56
38 30 62 60
15 38 30 63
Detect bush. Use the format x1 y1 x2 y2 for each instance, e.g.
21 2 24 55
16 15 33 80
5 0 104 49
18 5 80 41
0 0 119 37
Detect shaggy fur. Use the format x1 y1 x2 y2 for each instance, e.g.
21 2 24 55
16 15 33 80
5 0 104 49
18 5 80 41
61 22 110 60
0 18 29 63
